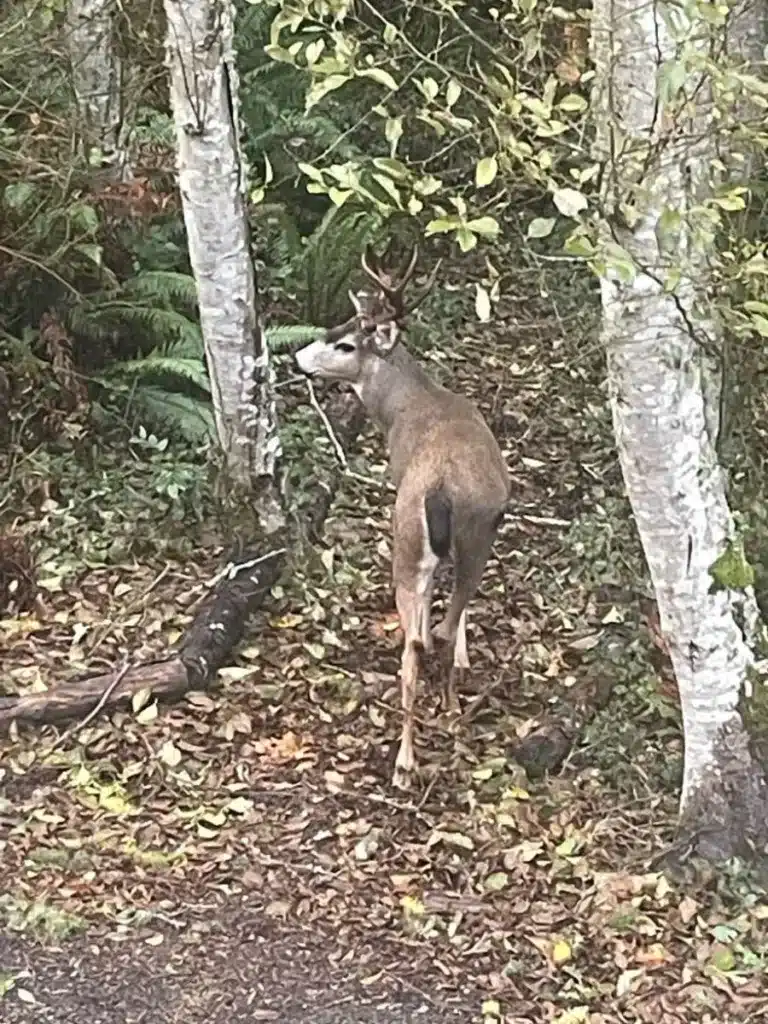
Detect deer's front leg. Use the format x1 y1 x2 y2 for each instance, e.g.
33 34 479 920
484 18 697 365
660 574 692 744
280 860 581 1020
393 586 420 790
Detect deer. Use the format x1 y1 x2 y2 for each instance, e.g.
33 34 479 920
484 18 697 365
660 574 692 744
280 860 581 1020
294 246 510 789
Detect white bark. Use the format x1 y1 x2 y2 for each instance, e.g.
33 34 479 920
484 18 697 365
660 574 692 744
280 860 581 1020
591 0 768 855
66 0 129 179
164 0 283 533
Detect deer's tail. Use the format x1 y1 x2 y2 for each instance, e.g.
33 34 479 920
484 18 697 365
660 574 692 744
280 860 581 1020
424 487 452 559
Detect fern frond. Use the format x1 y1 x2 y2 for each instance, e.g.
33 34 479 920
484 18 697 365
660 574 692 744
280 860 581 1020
125 385 215 443
96 306 203 352
120 272 198 313
302 205 386 324
266 324 324 350
106 354 210 392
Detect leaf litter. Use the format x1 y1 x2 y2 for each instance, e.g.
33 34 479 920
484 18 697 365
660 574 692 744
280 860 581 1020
1 283 767 1023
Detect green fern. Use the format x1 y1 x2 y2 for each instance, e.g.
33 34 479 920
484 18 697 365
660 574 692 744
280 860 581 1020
267 324 324 351
122 385 215 444
120 272 199 314
302 204 386 324
107 354 210 392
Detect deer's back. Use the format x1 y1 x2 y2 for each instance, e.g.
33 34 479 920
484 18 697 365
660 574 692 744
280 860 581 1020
388 389 509 515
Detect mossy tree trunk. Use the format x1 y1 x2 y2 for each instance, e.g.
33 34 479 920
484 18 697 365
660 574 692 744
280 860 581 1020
591 0 768 860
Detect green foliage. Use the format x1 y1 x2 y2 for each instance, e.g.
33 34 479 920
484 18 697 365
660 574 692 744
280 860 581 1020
710 540 757 592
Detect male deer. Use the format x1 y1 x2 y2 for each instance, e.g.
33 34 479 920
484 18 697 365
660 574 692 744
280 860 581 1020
295 247 509 789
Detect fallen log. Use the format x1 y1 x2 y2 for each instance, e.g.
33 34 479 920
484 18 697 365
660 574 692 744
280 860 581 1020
0 390 365 733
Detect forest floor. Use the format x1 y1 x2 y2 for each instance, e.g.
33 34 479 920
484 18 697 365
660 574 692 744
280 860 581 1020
1 284 767 1024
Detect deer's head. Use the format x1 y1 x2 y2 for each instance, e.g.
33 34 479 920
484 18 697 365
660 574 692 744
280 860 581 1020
294 246 439 382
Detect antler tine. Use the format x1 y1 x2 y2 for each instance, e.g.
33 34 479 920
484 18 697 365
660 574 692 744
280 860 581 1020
402 256 442 316
396 245 419 292
361 245 389 291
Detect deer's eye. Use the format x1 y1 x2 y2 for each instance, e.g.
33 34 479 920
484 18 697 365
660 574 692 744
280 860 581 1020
334 341 356 353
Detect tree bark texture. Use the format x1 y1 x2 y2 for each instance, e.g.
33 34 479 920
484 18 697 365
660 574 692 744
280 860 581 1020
591 0 768 858
163 0 282 530
66 0 129 178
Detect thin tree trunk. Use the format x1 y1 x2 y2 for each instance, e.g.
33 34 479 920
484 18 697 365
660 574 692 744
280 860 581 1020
591 0 768 859
163 0 283 533
66 0 129 179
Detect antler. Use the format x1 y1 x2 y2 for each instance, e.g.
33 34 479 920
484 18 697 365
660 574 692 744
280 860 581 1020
360 244 440 322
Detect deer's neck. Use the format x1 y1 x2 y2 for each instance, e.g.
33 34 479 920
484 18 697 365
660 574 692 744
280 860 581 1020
354 347 436 434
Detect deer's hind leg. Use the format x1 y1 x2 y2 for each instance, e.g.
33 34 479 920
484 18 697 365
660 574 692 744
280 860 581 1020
391 499 439 790
433 529 495 711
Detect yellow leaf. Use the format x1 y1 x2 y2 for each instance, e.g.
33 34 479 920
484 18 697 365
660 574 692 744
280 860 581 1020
552 939 572 965
271 613 303 629
401 895 425 917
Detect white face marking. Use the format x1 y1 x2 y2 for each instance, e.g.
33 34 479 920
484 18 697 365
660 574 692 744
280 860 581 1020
295 332 361 382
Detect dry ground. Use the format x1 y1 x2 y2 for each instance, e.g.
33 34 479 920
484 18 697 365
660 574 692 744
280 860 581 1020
1 293 767 1023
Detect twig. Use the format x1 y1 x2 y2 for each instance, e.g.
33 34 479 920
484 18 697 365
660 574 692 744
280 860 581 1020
44 662 131 754
305 379 385 489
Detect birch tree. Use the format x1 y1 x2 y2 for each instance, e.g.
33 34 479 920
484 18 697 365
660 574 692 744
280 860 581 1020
65 0 129 179
591 0 768 859
163 0 283 533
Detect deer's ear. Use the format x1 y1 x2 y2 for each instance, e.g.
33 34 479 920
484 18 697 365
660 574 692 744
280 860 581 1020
372 320 399 356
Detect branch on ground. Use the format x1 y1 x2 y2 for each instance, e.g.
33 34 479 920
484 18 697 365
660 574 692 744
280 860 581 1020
0 392 365 733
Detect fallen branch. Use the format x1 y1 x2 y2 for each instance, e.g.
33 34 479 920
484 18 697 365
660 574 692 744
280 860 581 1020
0 548 284 733
0 393 366 734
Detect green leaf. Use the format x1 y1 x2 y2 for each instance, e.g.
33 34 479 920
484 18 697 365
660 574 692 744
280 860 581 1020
304 38 325 66
383 22 397 44
552 187 588 218
446 79 461 107
475 155 498 188
712 193 746 211
420 76 439 102
359 67 398 91
305 74 350 111
4 181 35 210
564 230 595 257
465 216 500 237
456 227 477 252
297 162 325 183
328 188 351 207
750 313 768 337
483 871 509 891
75 243 103 265
264 44 296 64
527 217 555 239
69 202 99 234
407 196 423 215
558 93 588 113
372 157 409 179
425 217 460 235
371 173 402 207
385 116 403 154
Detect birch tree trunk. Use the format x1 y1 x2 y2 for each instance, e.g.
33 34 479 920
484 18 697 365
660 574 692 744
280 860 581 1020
591 0 768 860
66 0 129 179
163 0 283 534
